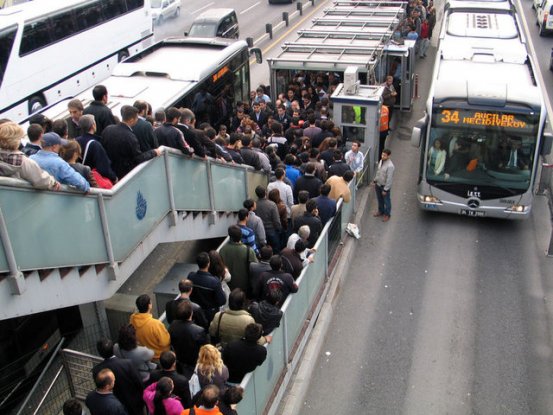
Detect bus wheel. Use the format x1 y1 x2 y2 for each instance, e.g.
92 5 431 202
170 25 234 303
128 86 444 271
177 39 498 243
118 50 130 62
28 96 45 114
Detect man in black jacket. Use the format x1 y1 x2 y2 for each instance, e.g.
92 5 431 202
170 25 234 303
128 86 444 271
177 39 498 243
76 114 117 183
155 107 194 155
222 323 267 383
132 100 158 152
148 351 192 409
294 163 322 200
292 199 323 248
102 105 161 179
176 108 206 158
188 252 227 321
83 85 116 135
165 279 208 329
168 301 209 378
92 338 144 415
327 150 352 178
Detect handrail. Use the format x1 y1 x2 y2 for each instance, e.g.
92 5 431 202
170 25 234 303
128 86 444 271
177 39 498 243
16 337 66 415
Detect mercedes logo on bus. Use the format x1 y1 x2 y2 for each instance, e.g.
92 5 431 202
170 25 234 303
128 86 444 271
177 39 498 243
467 199 480 209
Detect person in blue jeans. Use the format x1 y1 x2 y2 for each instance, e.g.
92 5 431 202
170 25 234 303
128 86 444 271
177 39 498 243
373 149 395 222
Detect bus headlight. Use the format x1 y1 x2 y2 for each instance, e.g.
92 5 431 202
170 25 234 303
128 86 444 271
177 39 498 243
506 204 528 213
419 195 441 204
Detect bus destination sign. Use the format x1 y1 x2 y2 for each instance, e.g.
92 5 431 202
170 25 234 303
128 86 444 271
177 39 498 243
437 109 533 132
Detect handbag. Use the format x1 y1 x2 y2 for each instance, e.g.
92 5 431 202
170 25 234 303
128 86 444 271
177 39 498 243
188 366 202 397
211 311 225 346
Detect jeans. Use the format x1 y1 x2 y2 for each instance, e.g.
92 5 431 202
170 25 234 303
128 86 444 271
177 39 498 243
265 229 281 253
375 185 391 216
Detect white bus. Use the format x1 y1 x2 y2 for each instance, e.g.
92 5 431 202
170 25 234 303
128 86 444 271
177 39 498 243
0 0 154 123
411 3 551 219
35 37 261 130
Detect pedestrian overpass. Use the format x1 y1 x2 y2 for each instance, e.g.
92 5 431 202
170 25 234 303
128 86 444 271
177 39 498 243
0 148 268 320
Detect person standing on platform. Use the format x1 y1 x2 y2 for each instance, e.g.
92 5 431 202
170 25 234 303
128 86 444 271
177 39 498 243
373 149 395 222
129 294 170 360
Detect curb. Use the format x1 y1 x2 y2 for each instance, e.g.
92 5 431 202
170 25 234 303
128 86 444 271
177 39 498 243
277 185 371 414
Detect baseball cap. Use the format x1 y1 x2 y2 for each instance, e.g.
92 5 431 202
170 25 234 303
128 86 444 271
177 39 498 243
42 132 68 147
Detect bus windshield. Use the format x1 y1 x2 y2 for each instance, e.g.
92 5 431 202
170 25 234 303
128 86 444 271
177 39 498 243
428 107 539 191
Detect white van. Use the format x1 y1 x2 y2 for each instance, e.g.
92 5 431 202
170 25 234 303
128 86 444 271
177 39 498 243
536 0 553 36
151 0 181 25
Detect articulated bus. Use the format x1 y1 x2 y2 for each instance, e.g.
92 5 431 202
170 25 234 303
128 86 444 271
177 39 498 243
38 37 260 130
411 1 551 219
0 0 154 123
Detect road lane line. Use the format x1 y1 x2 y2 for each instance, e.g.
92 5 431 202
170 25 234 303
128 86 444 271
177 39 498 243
192 2 214 15
241 2 260 15
249 0 331 65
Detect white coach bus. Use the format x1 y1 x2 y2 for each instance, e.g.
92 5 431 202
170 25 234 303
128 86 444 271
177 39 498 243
0 0 154 123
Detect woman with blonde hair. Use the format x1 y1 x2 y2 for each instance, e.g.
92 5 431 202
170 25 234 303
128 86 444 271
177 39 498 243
196 344 229 391
0 121 59 190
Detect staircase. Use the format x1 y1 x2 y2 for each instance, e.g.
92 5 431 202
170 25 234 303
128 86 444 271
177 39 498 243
0 148 267 320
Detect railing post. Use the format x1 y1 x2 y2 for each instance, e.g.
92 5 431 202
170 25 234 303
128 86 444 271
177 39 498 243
206 160 216 225
163 151 178 226
283 11 289 26
297 1 303 15
0 206 25 294
266 23 273 39
244 167 250 199
547 230 553 257
97 193 118 280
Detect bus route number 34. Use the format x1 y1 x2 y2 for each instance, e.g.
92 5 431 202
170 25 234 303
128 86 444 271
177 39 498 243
441 110 460 124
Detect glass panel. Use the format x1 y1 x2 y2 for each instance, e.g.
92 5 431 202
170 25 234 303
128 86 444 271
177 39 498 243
253 328 285 412
20 18 52 56
283 278 310 353
50 10 77 43
247 171 268 200
105 158 170 259
0 190 106 271
169 156 211 211
342 105 366 125
211 164 246 211
429 108 538 192
75 3 103 32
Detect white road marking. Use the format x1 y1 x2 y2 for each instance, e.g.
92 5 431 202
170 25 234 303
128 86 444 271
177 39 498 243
241 2 260 15
192 2 214 15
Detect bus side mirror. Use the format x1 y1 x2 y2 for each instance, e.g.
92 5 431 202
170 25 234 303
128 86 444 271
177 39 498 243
250 47 262 64
541 131 553 156
411 117 426 148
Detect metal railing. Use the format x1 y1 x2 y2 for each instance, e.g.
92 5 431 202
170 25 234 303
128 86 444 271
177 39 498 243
47 181 357 415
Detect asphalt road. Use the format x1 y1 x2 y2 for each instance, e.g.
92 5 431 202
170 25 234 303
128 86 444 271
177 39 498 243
153 0 303 43
292 3 553 414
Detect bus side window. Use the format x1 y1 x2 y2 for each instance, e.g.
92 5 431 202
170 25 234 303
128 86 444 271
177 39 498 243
76 3 103 31
102 0 127 20
0 25 17 86
20 19 52 56
50 11 77 43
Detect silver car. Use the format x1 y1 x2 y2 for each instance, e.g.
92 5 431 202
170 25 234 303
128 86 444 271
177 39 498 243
151 0 181 25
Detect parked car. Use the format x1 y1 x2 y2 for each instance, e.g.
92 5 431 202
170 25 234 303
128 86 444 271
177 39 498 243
536 0 553 36
186 8 239 39
151 0 181 25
